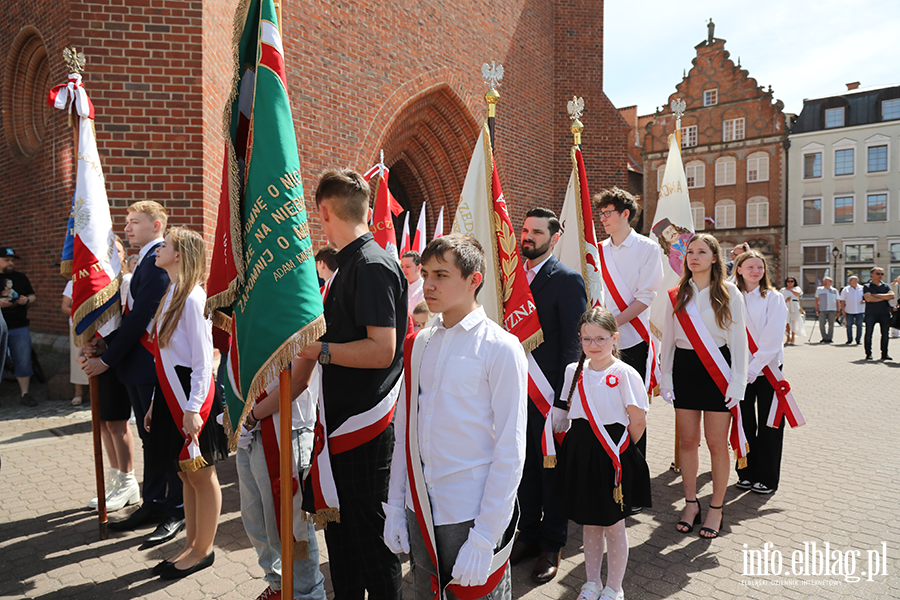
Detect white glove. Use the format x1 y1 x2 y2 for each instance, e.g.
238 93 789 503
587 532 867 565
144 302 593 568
550 406 570 434
747 370 759 384
725 397 740 410
451 528 494 587
659 388 675 405
382 503 409 554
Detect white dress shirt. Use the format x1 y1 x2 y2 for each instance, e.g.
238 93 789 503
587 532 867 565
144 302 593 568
815 286 838 311
839 285 865 314
159 284 213 413
660 280 749 400
604 230 664 349
562 359 647 425
407 277 424 312
525 255 552 285
744 287 787 380
388 306 528 545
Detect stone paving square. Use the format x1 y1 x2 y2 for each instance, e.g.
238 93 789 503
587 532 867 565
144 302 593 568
1 324 899 599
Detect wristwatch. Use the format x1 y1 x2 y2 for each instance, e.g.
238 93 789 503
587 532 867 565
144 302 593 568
317 341 331 365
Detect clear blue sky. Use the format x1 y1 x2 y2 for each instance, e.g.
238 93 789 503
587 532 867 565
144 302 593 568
604 0 900 117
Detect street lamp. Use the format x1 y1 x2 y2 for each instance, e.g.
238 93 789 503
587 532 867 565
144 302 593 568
832 246 840 285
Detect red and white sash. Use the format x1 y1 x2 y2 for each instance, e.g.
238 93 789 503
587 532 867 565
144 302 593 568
599 241 661 393
404 328 515 600
527 355 565 468
745 322 805 429
152 338 216 473
667 288 749 466
123 299 156 354
575 371 631 508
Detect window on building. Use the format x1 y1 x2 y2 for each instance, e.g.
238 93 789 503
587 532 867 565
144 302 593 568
803 152 822 179
867 193 888 222
715 199 736 229
834 196 854 223
691 202 705 230
803 198 822 225
883 99 900 120
825 107 845 128
681 125 698 148
803 245 829 264
746 197 769 227
834 148 854 176
845 244 875 263
891 242 900 262
801 269 828 296
715 157 736 186
723 118 745 142
868 145 888 172
844 267 868 287
891 266 900 283
704 89 718 106
685 161 705 188
657 168 663 191
747 152 769 182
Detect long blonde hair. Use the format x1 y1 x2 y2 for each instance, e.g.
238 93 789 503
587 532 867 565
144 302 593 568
734 250 774 297
673 233 732 329
565 308 620 407
153 227 206 348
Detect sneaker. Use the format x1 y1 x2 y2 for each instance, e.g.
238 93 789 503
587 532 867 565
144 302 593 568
88 469 121 509
735 479 753 490
106 472 141 511
256 587 280 600
20 393 38 407
577 582 602 600
751 482 775 495
599 585 625 600
71 396 83 406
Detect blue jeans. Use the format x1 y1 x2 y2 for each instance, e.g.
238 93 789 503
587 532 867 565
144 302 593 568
845 312 864 343
237 427 325 599
7 326 33 378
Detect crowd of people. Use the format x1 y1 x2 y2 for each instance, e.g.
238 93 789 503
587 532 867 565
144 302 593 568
5 174 897 600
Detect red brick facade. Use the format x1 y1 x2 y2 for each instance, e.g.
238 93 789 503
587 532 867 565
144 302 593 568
641 32 788 279
1 0 627 336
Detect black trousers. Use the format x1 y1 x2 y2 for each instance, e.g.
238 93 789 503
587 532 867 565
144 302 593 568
619 342 648 456
735 372 784 490
864 312 892 357
124 381 184 518
324 424 401 600
516 401 568 553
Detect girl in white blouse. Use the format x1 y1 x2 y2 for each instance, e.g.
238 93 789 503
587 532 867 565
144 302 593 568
734 251 787 494
660 234 748 540
147 227 226 579
554 308 650 600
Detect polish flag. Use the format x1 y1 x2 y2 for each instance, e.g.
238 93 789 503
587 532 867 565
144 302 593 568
400 212 411 255
413 202 427 254
433 205 444 239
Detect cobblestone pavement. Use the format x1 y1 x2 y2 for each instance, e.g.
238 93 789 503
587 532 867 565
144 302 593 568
1 323 899 599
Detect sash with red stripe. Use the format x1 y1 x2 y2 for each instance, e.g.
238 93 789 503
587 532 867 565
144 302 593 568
527 355 565 468
598 241 660 394
576 372 631 509
667 288 749 466
123 301 156 355
403 328 515 600
745 326 805 429
152 337 216 473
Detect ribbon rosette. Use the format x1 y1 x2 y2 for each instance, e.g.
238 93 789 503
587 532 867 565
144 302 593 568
606 374 619 388
775 380 791 396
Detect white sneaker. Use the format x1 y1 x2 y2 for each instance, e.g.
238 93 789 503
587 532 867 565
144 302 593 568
88 469 121 509
599 586 624 600
577 582 602 600
106 471 140 512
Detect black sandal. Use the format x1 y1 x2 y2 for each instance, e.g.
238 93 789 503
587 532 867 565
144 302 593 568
700 504 724 539
676 499 701 534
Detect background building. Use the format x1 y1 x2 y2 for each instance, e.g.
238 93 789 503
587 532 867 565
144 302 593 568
1 0 628 336
640 24 788 280
787 82 900 306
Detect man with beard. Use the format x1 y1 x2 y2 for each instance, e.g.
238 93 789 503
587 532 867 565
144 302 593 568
511 208 586 584
0 247 38 407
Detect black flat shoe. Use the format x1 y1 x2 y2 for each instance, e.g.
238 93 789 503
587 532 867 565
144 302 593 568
700 504 724 539
151 560 173 576
159 551 215 580
676 499 701 534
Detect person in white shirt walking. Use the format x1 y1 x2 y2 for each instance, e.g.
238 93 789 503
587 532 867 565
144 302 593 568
384 234 528 600
814 278 839 343
839 276 865 345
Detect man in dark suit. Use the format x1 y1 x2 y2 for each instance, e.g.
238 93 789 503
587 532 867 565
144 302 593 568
512 207 586 584
83 201 184 546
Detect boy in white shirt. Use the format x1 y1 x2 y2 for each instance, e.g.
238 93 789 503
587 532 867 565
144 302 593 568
383 234 528 600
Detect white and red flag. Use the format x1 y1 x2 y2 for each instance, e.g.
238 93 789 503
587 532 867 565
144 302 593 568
48 72 121 345
413 202 427 254
399 212 412 255
433 205 444 239
364 159 404 260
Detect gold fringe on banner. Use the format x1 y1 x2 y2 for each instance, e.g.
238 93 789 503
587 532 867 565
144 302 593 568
60 260 73 279
482 122 505 314
179 455 209 473
293 540 308 561
520 329 543 355
570 146 592 304
303 507 340 528
211 309 233 333
72 275 122 347
735 455 747 470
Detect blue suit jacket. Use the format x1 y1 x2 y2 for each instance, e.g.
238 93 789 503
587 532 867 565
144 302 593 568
104 242 170 385
529 254 587 409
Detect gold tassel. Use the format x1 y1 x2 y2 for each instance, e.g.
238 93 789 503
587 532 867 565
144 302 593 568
736 456 748 470
543 455 557 469
520 329 544 355
179 455 209 473
293 540 308 560
613 484 624 510
60 260 73 279
302 508 340 528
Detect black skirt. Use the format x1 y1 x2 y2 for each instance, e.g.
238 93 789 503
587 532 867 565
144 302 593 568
148 365 228 473
555 420 652 526
673 346 732 413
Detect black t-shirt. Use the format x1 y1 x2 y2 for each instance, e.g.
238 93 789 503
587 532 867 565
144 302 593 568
0 270 35 329
863 281 892 316
321 233 407 431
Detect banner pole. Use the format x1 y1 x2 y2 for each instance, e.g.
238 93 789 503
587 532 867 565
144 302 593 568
90 373 108 539
279 366 293 600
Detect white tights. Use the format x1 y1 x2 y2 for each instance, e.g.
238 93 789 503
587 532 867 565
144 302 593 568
583 521 628 592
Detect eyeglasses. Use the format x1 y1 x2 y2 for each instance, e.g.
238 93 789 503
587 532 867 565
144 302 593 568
581 335 615 346
597 209 618 219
